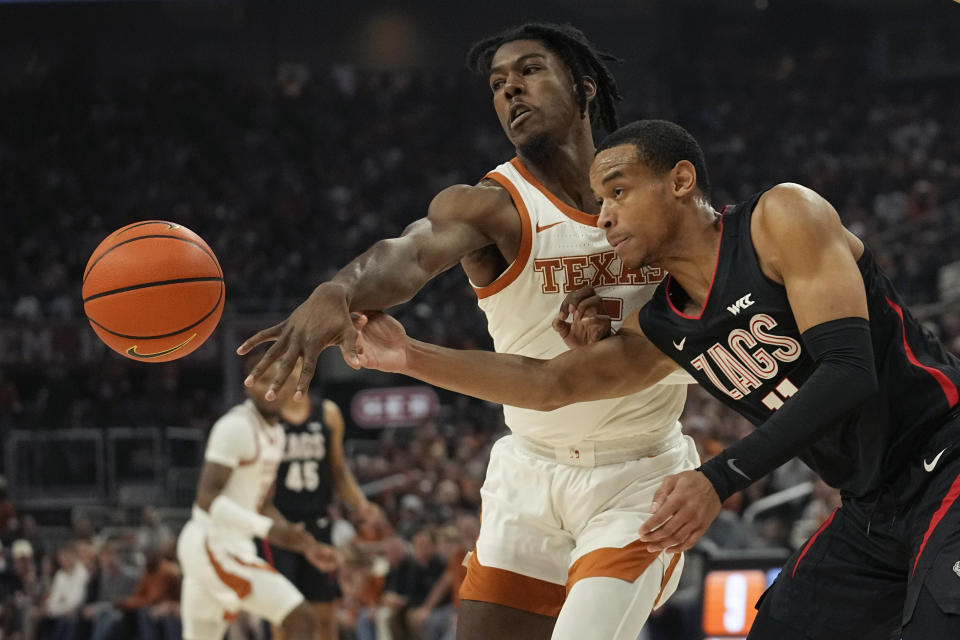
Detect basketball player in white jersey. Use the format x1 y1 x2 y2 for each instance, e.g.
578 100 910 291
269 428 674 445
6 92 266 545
176 357 339 640
239 23 698 640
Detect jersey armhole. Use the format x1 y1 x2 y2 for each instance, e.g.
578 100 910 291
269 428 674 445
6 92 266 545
471 171 533 300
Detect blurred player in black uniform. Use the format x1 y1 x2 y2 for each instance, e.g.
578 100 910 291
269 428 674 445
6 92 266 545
264 391 383 640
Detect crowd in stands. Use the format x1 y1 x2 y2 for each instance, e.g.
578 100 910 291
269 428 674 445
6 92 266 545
1 8 959 638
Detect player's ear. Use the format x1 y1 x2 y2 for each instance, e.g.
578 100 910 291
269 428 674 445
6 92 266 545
672 160 697 198
581 76 597 103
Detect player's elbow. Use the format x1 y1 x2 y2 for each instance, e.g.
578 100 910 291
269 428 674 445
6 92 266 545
531 367 578 411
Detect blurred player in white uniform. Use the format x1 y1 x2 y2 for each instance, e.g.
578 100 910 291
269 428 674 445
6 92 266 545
176 358 338 640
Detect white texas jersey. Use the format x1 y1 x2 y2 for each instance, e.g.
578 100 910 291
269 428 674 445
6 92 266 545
191 399 285 543
474 158 688 448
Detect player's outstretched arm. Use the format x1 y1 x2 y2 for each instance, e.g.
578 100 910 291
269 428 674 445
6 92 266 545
638 184 877 554
354 312 679 410
238 182 516 401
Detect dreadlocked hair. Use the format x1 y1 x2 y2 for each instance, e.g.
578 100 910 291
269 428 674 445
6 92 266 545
465 22 623 135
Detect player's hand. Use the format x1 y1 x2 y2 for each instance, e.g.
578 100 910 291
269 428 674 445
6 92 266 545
356 501 389 531
353 312 409 372
408 606 431 630
237 282 359 401
552 287 612 348
638 470 722 553
267 520 314 553
304 542 341 572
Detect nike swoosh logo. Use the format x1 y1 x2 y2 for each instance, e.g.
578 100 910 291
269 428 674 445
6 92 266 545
673 337 686 350
126 333 197 359
727 458 751 481
535 220 565 233
924 448 947 472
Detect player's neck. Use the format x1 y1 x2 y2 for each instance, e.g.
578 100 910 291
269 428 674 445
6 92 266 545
658 206 723 308
249 399 280 425
516 127 597 214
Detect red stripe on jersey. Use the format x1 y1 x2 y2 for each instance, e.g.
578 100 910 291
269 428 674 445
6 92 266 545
886 297 959 408
912 469 960 575
666 215 724 320
792 508 837 577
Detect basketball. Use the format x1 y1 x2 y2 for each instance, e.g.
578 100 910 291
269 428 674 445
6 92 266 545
81 220 225 362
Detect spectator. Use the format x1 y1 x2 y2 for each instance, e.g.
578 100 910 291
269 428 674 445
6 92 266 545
82 541 138 640
17 515 46 573
7 540 44 640
133 506 173 558
117 548 181 640
0 479 17 546
382 526 450 640
43 542 89 640
0 541 21 634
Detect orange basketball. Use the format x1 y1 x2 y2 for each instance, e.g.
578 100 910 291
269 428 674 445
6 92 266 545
81 220 225 362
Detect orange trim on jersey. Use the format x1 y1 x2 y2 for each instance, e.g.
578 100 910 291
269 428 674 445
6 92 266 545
566 538 660 591
473 171 533 300
230 554 279 573
653 553 682 608
459 548 565 618
205 540 252 599
509 157 598 226
223 610 239 623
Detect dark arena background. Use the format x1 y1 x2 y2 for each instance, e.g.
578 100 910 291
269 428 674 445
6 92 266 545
1 1 959 639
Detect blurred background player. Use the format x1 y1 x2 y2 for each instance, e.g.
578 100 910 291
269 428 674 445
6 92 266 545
264 388 384 640
240 22 698 640
176 356 338 640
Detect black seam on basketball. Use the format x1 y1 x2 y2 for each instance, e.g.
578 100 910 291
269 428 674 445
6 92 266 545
85 280 224 340
112 221 179 238
82 276 224 303
82 234 220 286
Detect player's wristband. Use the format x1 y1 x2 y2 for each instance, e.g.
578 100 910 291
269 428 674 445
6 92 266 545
209 495 273 539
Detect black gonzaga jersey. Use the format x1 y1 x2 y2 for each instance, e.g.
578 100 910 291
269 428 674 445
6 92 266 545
639 191 960 497
273 409 334 518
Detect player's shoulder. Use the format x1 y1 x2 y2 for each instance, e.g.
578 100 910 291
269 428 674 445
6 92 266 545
321 398 345 433
210 402 255 434
754 183 839 233
428 181 515 225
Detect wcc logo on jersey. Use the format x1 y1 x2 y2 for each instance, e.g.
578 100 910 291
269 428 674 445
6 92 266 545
727 293 755 315
533 249 663 294
689 313 803 410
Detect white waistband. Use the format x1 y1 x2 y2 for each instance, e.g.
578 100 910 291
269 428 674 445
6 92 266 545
513 433 682 467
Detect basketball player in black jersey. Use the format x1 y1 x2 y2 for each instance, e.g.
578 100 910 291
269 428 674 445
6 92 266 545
266 392 382 640
349 120 960 638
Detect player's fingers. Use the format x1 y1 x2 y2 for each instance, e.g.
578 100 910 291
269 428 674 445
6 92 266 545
350 312 368 332
265 350 301 401
244 332 289 387
339 322 360 368
642 509 686 544
574 293 607 318
558 287 599 316
572 307 583 328
295 356 318 400
552 313 571 338
648 475 678 516
674 526 707 553
580 316 612 340
237 323 283 356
